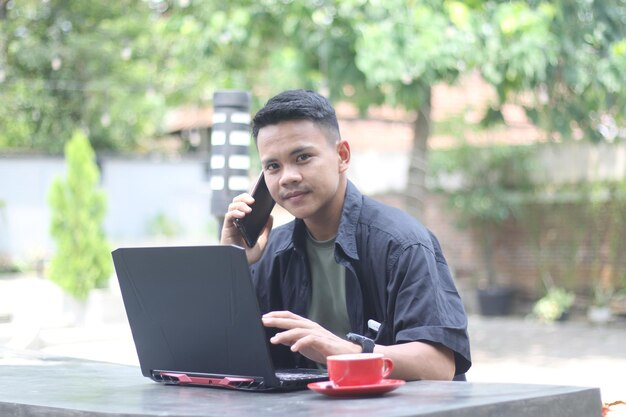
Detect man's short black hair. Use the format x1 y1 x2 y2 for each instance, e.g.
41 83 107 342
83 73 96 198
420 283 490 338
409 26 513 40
251 89 340 142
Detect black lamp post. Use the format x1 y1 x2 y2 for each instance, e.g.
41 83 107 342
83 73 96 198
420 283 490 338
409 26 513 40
209 90 251 238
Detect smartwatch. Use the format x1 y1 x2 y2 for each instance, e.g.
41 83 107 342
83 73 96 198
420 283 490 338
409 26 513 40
346 332 376 354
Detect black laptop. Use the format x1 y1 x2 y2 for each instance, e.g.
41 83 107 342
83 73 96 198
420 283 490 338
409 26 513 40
111 245 328 391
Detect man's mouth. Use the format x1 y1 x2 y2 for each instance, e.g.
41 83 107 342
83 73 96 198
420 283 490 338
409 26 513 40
281 189 309 201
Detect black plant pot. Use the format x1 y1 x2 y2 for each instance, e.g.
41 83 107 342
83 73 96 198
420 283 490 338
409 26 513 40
557 309 570 322
477 287 514 316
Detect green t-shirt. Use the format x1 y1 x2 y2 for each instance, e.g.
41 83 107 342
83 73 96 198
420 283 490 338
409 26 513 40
305 232 351 339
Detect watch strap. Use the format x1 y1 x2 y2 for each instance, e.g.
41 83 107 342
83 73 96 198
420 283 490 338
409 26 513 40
346 332 376 353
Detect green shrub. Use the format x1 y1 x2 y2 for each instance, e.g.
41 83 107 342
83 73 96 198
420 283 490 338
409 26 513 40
533 287 575 323
48 131 112 300
430 142 537 287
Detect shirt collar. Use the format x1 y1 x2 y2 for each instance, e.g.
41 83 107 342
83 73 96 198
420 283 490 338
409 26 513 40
290 180 362 261
335 180 361 261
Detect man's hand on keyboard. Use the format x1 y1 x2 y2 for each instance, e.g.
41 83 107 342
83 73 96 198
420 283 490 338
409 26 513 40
262 311 362 364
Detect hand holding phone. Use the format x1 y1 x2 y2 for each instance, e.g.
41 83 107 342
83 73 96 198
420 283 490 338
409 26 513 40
233 172 275 248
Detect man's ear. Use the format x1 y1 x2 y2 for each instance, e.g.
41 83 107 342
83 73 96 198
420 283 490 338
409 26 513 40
337 140 351 173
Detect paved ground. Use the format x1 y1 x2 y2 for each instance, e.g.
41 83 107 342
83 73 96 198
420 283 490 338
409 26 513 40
1 275 625 405
466 315 626 403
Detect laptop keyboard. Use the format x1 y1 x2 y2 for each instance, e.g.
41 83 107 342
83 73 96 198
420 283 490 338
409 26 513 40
276 369 328 382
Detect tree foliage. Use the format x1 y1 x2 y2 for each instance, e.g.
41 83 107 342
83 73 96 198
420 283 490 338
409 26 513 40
48 131 111 300
2 1 625 189
479 0 626 143
0 0 167 153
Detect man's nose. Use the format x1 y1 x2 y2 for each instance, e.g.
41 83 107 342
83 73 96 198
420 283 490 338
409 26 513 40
279 165 301 187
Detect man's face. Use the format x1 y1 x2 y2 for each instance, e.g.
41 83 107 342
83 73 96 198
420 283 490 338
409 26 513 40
257 119 348 222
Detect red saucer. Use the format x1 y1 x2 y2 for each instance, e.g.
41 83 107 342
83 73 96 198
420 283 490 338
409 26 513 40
307 379 405 397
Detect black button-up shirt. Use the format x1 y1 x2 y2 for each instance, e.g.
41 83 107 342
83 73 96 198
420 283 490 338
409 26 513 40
251 181 471 376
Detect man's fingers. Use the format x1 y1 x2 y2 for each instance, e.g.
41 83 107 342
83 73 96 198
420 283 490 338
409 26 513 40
262 317 308 331
219 192 268 265
226 202 252 219
263 311 301 319
234 192 255 204
223 193 255 221
290 334 324 352
270 328 317 346
262 312 315 331
262 310 360 364
268 328 302 345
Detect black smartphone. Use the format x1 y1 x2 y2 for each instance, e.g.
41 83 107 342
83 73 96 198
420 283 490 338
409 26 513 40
233 172 276 248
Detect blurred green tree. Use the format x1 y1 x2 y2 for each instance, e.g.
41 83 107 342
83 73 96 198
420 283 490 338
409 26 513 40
479 0 626 144
2 0 625 213
48 131 111 300
0 0 165 153
262 1 624 218
161 0 626 218
152 1 476 216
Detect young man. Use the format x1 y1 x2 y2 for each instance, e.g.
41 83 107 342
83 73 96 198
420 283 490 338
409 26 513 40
220 90 471 381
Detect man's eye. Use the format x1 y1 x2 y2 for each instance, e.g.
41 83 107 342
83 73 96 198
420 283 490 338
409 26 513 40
265 163 279 171
297 154 311 162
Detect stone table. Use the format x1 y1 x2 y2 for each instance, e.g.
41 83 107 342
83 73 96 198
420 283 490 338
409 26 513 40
0 348 601 417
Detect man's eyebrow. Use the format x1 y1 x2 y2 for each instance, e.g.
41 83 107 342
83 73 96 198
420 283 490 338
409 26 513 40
260 157 276 166
261 145 316 166
289 145 315 156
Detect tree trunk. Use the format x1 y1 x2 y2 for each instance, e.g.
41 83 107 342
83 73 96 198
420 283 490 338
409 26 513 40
0 1 7 19
0 1 7 85
481 225 497 287
405 86 432 221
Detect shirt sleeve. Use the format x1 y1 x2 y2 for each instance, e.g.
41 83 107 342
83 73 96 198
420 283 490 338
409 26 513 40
387 235 472 375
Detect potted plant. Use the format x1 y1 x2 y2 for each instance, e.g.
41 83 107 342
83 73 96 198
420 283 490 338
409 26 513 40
586 283 613 324
533 286 575 323
609 290 626 317
431 142 536 316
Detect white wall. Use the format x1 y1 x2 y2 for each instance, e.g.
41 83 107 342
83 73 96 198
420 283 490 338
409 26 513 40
0 157 66 262
0 155 216 263
0 149 407 264
348 150 409 195
102 158 213 242
1 141 624 263
537 142 626 184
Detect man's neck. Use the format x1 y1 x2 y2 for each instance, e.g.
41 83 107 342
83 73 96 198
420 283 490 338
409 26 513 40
304 212 341 241
303 179 347 241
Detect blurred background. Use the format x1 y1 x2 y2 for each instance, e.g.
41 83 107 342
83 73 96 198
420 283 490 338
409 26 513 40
0 0 625 409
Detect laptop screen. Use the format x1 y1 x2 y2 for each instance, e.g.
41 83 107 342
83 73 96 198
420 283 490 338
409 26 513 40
112 245 291 388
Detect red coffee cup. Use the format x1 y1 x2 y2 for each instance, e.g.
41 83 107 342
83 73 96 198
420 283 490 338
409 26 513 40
326 353 393 387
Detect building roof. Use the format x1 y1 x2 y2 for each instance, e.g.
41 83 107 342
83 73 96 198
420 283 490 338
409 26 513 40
163 72 546 152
